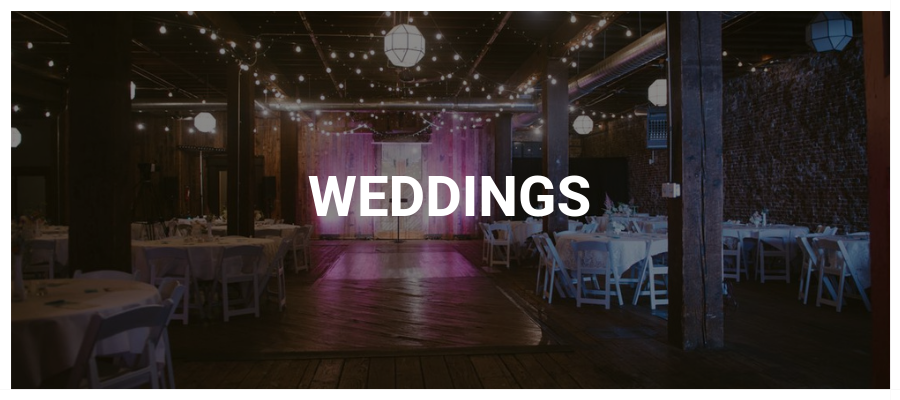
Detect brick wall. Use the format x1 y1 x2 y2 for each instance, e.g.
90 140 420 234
581 40 868 232
580 117 670 216
723 41 867 232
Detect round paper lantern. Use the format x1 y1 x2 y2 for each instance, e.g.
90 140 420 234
806 12 853 52
194 112 216 133
384 24 426 68
12 127 22 148
573 115 593 135
648 79 667 106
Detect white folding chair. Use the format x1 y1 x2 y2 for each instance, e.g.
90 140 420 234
74 269 140 281
292 225 313 273
570 240 621 309
757 230 790 283
536 233 576 303
486 223 512 270
579 223 599 234
22 239 57 279
531 232 551 296
823 226 838 235
632 240 668 309
722 229 745 282
796 235 820 304
156 279 185 388
628 220 643 233
143 247 194 324
815 239 871 312
62 302 173 388
218 245 264 322
478 223 491 264
262 236 292 312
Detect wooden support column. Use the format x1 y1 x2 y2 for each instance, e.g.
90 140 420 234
280 111 299 224
494 114 513 218
862 11 889 389
67 12 133 273
542 58 569 235
666 11 725 350
226 63 256 237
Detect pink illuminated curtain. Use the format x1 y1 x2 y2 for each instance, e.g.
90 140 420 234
300 113 493 239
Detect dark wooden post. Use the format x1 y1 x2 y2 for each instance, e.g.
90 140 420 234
226 63 256 237
666 11 725 350
542 58 569 235
862 11 889 388
494 114 513 218
280 112 299 224
67 12 133 273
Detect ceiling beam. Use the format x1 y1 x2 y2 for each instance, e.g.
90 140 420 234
299 11 343 97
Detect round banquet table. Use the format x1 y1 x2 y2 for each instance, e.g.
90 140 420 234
11 278 161 388
131 236 279 282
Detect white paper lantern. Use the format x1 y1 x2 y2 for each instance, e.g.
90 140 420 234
384 24 426 67
573 115 593 135
806 12 853 52
194 112 216 133
12 127 22 148
648 79 667 106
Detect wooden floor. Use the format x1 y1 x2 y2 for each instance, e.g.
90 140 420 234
168 240 874 388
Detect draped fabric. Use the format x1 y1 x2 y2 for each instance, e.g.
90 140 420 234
299 114 494 239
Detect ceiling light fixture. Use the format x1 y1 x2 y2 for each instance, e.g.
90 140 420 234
573 115 593 135
384 24 426 67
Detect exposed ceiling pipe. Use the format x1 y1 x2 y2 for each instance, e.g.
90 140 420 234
514 12 744 128
267 98 537 113
132 97 539 113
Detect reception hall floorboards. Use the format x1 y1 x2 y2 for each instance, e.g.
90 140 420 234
169 240 874 389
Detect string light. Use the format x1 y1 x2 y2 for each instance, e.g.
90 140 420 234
356 68 362 74
436 33 442 40
431 56 437 62
349 51 355 58
44 111 51 118
330 51 336 58
159 25 167 34
626 29 633 37
385 11 391 16
13 105 20 112
598 19 607 27
326 67 332 73
47 60 54 67
187 11 194 15
219 48 226 55
298 75 305 81
269 74 276 81
423 11 429 15
295 45 302 53
453 54 460 61
137 123 146 130
210 32 217 40
570 14 577 23
474 73 480 80
722 50 728 56
199 28 206 34
26 42 33 49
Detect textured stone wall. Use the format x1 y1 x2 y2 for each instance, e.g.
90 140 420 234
722 41 867 232
580 40 868 232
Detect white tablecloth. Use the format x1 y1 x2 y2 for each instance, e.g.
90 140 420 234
722 223 810 261
211 224 299 239
816 235 870 289
131 236 278 282
29 233 69 267
11 278 161 388
555 232 668 278
503 220 582 248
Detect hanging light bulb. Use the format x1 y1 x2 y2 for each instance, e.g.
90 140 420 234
295 45 302 53
159 25 167 34
626 28 633 37
570 14 577 23
298 75 305 82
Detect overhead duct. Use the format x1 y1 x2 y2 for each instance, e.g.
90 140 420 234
133 97 538 114
266 98 537 113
